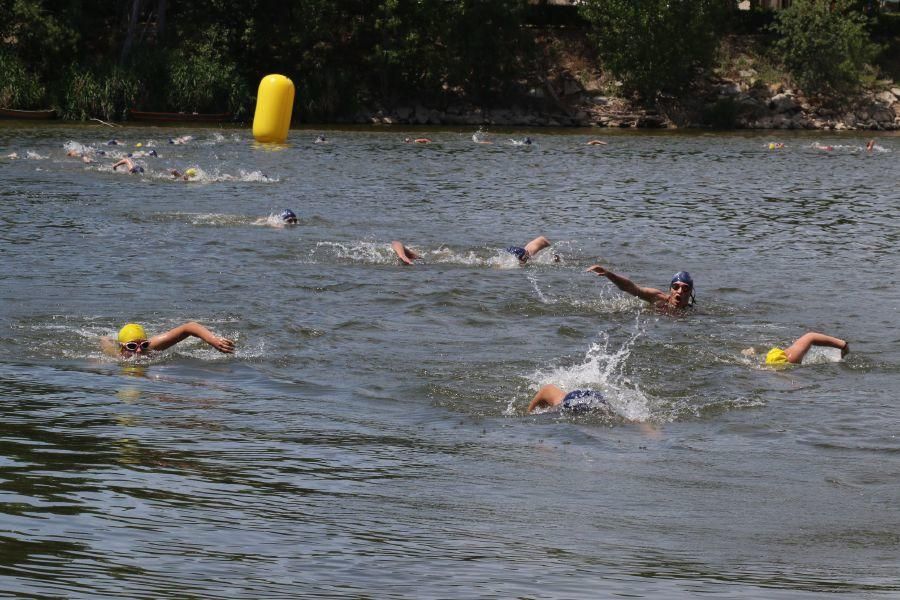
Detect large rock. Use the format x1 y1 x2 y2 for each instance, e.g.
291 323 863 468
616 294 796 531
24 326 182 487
876 90 896 104
715 82 742 97
873 108 894 123
769 93 799 113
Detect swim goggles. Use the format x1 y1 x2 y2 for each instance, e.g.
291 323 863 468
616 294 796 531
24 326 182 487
121 340 150 352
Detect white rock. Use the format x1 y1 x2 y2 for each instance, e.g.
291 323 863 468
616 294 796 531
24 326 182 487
769 93 798 113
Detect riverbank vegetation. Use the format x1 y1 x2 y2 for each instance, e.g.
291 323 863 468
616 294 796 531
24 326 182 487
0 0 897 126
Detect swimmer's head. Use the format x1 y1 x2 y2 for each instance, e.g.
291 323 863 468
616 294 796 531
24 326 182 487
136 142 143 148
130 166 144 174
765 347 789 365
118 323 146 344
670 271 695 307
280 209 298 224
107 140 118 146
184 168 197 178
524 137 532 145
168 138 175 144
148 150 158 157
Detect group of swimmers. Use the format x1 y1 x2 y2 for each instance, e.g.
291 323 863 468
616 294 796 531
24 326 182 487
102 209 850 418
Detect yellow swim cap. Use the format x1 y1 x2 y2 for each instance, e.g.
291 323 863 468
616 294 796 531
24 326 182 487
765 347 789 365
768 143 775 150
136 142 143 148
185 168 197 178
117 323 147 343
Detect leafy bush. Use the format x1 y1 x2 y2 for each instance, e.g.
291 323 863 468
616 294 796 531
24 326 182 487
60 64 139 121
167 27 249 115
579 0 729 103
771 0 879 99
0 50 45 108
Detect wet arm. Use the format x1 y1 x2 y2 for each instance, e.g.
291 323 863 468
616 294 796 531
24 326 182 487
784 332 848 364
149 322 235 353
587 265 665 303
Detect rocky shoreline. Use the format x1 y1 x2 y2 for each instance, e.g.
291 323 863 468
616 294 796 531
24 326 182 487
345 76 900 131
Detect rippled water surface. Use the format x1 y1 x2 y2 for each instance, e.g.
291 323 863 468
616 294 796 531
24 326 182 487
1 123 898 598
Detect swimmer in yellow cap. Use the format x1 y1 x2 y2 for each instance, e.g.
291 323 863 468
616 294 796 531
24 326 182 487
746 331 849 366
170 167 198 181
102 321 235 357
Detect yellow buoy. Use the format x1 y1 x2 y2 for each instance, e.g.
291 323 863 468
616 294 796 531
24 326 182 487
253 74 295 143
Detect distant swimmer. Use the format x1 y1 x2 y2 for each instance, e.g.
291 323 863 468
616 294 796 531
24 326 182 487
281 209 299 224
170 167 198 180
314 134 327 144
107 140 121 146
866 139 875 152
587 265 695 311
472 133 492 144
813 143 834 151
404 137 432 144
67 149 94 163
101 322 235 358
391 240 421 265
587 140 608 146
768 142 785 150
112 158 144 174
168 135 193 145
506 235 558 264
528 384 607 414
5 152 18 159
744 331 849 366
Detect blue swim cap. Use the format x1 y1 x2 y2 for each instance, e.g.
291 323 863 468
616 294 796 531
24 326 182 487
671 271 693 288
148 150 158 157
127 152 133 157
280 209 298 223
168 138 175 144
97 150 106 156
107 140 118 145
524 137 532 144
130 166 144 174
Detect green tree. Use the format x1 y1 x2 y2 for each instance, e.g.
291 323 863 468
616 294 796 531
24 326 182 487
579 0 730 102
771 0 879 99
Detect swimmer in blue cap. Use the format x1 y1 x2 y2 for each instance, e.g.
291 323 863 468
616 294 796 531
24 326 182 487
281 209 298 224
112 157 144 174
314 134 327 144
587 264 695 310
528 384 606 414
505 235 557 264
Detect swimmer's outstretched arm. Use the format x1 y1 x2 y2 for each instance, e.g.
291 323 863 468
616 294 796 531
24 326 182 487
112 158 133 171
391 241 420 265
586 265 665 303
783 332 849 364
527 384 566 413
99 336 119 357
149 322 235 354
523 236 551 258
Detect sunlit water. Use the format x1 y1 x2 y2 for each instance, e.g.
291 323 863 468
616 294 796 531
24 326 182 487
0 123 898 598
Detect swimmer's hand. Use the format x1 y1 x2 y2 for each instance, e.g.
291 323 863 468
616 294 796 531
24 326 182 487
741 347 757 357
210 336 235 354
840 341 850 358
586 265 608 276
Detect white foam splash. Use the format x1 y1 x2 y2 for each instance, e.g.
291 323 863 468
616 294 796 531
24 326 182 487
25 151 48 160
514 324 653 422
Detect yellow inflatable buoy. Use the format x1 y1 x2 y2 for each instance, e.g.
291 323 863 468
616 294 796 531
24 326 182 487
253 74 295 143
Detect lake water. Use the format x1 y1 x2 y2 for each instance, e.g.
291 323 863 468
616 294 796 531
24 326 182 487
0 123 898 598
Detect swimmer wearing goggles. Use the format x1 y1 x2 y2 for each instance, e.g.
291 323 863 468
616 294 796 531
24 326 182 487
587 265 695 310
102 322 235 357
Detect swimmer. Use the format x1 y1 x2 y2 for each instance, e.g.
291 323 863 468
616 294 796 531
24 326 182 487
314 134 327 144
102 322 235 358
745 331 849 366
505 236 558 264
472 132 492 144
67 149 94 163
281 209 299 224
168 135 193 145
768 142 785 150
404 137 432 144
587 140 608 146
5 152 18 159
112 158 144 174
107 140 121 146
391 241 421 265
587 265 695 310
528 385 607 414
813 143 834 151
170 167 198 180
866 139 875 152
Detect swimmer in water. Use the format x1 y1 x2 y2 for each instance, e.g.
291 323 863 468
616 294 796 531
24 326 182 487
170 167 198 180
472 133 492 144
505 236 557 264
527 385 606 414
168 135 193 145
813 143 834 152
404 137 432 144
744 331 849 366
112 158 144 174
768 142 785 150
281 209 299 224
67 149 94 163
315 134 327 144
391 241 421 265
866 139 875 152
587 265 695 311
587 140 608 146
101 322 235 358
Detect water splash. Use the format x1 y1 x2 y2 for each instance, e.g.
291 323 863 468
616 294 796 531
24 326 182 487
514 323 653 422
